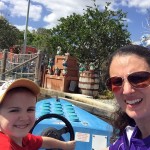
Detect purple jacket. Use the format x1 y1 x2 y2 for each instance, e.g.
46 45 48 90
109 126 150 150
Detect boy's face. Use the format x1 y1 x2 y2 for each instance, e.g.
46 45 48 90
0 88 36 140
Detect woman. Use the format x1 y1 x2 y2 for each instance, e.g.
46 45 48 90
105 45 150 149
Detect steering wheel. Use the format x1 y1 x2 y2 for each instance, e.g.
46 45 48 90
30 113 75 142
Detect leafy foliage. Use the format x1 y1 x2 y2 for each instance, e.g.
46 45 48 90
48 2 131 66
0 16 22 49
46 2 131 90
100 90 114 99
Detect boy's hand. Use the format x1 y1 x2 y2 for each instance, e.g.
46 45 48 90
65 140 76 150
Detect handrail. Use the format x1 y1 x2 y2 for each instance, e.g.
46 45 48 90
0 55 38 75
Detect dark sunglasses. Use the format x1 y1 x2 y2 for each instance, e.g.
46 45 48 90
106 71 150 92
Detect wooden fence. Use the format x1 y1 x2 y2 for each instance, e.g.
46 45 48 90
0 49 43 85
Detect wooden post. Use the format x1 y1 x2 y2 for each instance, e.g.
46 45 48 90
34 50 42 85
1 49 7 80
1 55 38 75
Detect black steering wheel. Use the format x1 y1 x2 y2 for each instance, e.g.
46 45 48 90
30 113 75 142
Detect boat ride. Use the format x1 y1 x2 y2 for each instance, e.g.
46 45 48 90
30 97 113 150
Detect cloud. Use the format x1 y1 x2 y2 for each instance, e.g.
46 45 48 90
1 0 149 30
31 0 118 28
0 0 136 29
15 24 36 32
1 0 42 21
120 0 150 13
0 1 8 17
124 18 132 23
0 1 7 10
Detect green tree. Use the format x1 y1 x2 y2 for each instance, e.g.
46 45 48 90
31 28 52 54
0 16 21 50
49 2 131 66
46 2 131 91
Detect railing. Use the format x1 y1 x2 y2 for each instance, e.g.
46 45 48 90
0 49 43 85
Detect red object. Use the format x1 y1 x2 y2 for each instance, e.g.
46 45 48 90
0 132 42 149
25 46 37 53
42 55 79 92
9 45 37 54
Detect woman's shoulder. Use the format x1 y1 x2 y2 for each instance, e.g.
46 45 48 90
109 126 135 150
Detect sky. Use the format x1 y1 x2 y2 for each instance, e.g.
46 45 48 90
0 0 150 44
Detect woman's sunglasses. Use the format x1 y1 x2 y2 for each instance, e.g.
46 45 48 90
106 71 150 92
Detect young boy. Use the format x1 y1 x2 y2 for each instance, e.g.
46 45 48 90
0 78 75 150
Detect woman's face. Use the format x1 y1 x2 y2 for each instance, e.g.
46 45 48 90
109 54 150 122
0 89 36 141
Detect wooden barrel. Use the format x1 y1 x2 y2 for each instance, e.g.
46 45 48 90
78 71 99 97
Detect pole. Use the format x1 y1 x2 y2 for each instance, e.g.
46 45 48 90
23 0 30 54
34 50 42 85
1 49 7 80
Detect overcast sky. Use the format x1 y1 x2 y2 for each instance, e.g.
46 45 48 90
0 0 150 43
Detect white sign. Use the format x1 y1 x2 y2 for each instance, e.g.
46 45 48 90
92 134 107 150
75 132 90 142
